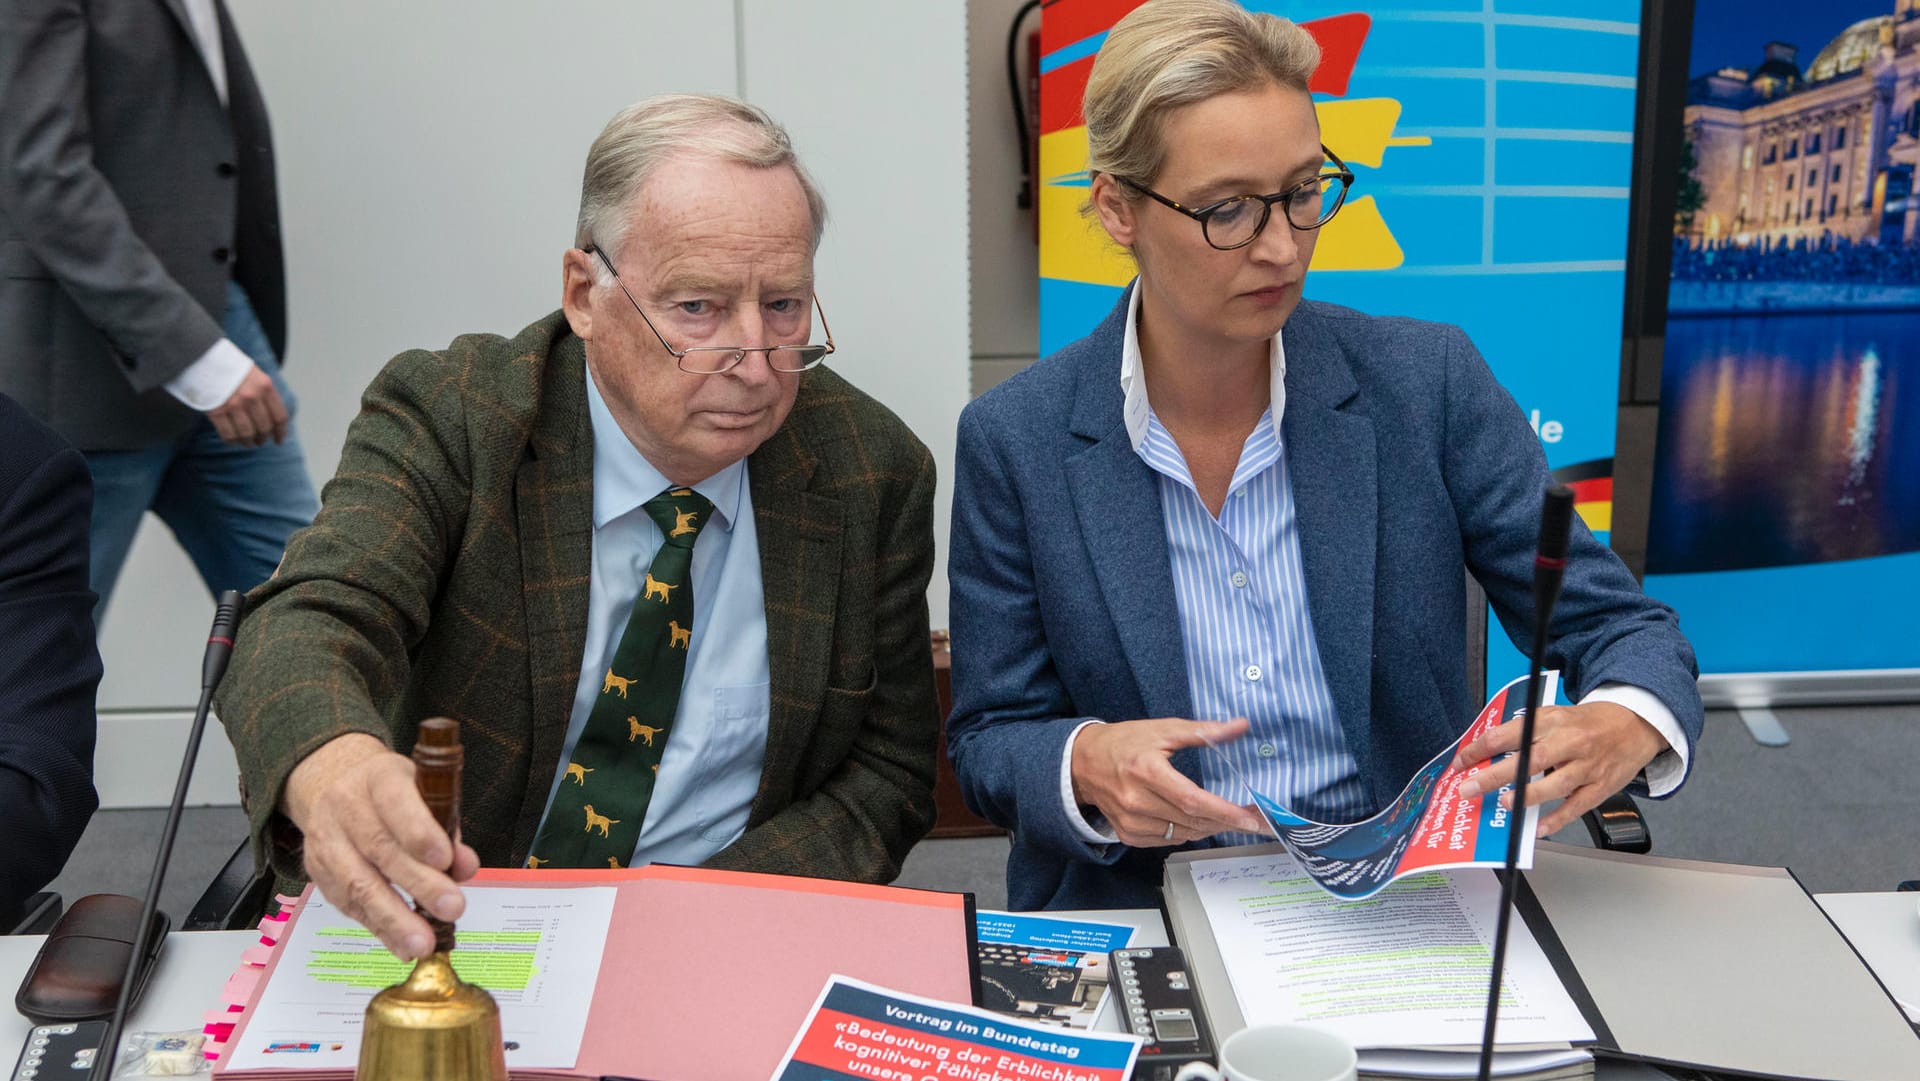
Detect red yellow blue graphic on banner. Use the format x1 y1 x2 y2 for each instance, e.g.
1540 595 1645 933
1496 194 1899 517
1037 0 1640 683
1038 7 1425 283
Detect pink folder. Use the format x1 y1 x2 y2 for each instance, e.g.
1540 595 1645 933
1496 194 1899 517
214 865 975 1081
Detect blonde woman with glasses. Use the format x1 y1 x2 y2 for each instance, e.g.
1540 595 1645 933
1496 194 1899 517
946 0 1701 910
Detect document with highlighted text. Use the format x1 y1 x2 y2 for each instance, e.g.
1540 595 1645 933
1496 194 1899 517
222 885 615 1073
1186 850 1593 1053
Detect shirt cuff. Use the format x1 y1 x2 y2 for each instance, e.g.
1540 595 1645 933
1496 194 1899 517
1579 681 1690 797
1060 719 1120 845
163 338 254 411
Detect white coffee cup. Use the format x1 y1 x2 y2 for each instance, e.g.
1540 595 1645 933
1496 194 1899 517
1172 1023 1358 1081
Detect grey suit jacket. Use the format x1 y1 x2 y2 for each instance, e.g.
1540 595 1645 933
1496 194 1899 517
0 0 285 450
947 289 1704 910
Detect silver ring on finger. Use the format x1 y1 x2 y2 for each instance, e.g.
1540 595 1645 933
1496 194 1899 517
1163 820 1177 842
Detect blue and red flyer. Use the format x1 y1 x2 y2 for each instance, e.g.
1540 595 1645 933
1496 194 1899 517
1248 672 1558 900
973 911 1133 1030
769 975 1141 1081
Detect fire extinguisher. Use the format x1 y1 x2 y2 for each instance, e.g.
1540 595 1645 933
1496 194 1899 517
1009 0 1042 225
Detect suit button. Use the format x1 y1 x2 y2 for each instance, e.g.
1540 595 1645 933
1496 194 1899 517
213 247 232 264
216 161 236 177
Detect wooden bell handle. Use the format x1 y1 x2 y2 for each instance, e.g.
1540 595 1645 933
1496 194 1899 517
412 718 463 951
412 717 462 838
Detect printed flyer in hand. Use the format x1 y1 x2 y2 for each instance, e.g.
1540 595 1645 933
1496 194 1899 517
1247 672 1558 899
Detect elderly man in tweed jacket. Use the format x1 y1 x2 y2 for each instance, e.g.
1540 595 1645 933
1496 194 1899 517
215 95 940 960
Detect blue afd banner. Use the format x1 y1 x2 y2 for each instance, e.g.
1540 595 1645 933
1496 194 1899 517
1642 0 1920 677
1037 0 1642 689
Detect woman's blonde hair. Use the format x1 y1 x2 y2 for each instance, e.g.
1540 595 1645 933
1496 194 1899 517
1083 0 1321 189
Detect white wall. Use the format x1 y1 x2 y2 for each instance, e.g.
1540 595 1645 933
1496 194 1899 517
94 1 970 804
739 0 969 636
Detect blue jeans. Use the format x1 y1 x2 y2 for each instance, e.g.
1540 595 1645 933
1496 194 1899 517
85 281 319 622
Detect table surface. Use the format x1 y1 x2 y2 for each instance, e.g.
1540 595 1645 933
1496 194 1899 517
2 894 1912 1076
1817 892 1920 1022
1 929 256 1072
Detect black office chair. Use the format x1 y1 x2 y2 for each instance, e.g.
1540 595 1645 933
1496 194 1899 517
1465 571 1652 855
3 891 65 935
185 839 274 931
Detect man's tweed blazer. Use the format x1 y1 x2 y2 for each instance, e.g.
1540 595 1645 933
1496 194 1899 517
216 312 941 887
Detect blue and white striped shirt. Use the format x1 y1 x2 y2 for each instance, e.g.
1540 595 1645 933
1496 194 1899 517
1136 394 1372 831
1058 286 1366 844
1128 286 1368 834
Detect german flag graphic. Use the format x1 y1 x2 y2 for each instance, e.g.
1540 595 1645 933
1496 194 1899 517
1552 459 1614 536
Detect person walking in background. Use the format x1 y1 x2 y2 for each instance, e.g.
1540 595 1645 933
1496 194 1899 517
0 0 316 620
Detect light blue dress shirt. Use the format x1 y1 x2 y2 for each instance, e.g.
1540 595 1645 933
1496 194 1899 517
532 365 772 867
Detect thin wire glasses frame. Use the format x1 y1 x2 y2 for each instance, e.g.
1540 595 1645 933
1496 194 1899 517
583 244 835 374
1117 144 1356 251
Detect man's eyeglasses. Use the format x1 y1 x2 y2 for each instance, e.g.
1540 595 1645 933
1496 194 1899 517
1117 145 1356 251
583 244 835 374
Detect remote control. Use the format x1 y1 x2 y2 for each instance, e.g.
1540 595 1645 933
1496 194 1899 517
1110 946 1215 1080
10 1021 107 1081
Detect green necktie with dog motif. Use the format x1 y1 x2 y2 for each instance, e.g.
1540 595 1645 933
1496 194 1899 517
528 487 712 868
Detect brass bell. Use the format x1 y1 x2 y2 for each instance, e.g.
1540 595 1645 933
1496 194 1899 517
356 719 507 1081
357 949 506 1081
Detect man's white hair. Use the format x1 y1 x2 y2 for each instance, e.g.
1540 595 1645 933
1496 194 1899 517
575 93 827 278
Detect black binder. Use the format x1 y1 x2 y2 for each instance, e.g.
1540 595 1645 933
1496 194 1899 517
1163 842 1920 1081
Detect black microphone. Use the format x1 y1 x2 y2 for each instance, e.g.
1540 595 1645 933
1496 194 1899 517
91 590 249 1080
202 589 244 691
1475 486 1575 1081
1532 484 1574 619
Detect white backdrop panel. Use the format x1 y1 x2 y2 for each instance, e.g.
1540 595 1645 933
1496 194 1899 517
740 0 970 632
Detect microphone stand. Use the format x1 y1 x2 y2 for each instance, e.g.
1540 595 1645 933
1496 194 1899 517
91 591 247 1081
1475 487 1573 1081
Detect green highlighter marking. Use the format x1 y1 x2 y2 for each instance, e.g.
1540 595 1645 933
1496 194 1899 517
306 928 542 990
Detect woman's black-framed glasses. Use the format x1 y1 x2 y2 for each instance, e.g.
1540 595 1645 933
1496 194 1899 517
1118 145 1356 251
583 244 835 374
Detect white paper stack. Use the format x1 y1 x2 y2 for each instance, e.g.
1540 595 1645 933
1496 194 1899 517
1174 850 1595 1081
